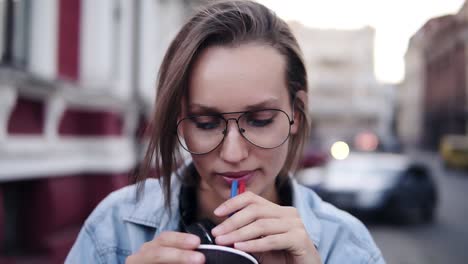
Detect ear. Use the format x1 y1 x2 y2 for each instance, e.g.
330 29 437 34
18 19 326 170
290 90 307 135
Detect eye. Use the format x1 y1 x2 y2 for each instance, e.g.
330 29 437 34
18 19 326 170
247 118 273 127
245 111 275 127
191 116 222 130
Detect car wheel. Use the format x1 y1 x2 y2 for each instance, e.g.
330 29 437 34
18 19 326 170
421 203 435 223
399 206 422 225
399 202 434 225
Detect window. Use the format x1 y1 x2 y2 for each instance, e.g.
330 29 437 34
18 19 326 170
0 0 5 58
0 0 31 67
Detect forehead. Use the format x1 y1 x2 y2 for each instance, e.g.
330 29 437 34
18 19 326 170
187 43 289 112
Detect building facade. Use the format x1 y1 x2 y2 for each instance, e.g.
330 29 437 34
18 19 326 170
424 13 467 149
289 22 394 151
0 0 203 262
400 2 468 150
398 17 442 149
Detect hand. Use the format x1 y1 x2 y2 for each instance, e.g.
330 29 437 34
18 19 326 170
125 231 205 264
211 191 322 264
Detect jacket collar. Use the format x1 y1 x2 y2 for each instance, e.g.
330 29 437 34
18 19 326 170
291 178 322 247
122 176 182 230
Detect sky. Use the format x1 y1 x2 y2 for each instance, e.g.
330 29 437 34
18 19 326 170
257 0 465 84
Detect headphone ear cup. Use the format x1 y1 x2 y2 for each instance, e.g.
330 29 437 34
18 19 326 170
184 219 216 244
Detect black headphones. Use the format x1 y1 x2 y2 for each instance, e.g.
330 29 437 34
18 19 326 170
178 164 293 244
179 180 217 244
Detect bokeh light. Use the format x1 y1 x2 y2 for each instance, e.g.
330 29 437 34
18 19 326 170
330 141 350 160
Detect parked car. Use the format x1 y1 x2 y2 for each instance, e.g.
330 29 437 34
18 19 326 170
440 134 468 170
299 152 438 224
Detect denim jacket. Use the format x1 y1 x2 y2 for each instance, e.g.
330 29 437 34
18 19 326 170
66 174 385 264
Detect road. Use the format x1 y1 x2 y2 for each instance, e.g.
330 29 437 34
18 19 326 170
367 152 468 264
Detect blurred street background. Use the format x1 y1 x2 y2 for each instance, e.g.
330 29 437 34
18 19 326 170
367 152 468 264
0 0 467 263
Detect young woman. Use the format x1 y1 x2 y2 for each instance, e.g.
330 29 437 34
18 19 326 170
66 1 384 263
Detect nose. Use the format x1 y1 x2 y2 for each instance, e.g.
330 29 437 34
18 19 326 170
219 120 248 163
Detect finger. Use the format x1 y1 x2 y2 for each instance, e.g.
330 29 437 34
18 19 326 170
215 218 300 245
235 228 312 254
213 191 262 217
212 202 287 236
234 233 287 252
155 231 201 249
213 204 298 236
145 246 205 264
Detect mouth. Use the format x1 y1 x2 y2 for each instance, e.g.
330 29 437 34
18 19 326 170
218 170 256 184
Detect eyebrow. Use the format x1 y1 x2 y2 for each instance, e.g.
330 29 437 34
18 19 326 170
188 99 280 114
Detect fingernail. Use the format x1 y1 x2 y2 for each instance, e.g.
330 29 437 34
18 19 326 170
234 242 246 249
214 205 225 215
215 235 228 244
186 235 199 245
211 225 222 235
191 253 204 264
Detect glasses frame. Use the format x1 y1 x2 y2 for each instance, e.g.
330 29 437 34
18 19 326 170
176 108 295 155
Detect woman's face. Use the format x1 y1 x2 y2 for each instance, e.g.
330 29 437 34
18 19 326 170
183 43 299 203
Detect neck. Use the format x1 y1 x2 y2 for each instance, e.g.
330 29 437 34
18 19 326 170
196 182 229 225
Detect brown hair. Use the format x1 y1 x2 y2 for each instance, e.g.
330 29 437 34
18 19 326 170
134 0 309 209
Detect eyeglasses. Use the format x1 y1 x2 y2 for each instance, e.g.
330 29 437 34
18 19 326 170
176 109 294 155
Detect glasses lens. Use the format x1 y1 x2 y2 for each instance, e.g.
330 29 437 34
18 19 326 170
177 115 225 154
239 109 291 148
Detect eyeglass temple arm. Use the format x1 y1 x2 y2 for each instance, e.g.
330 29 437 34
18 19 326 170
291 95 297 125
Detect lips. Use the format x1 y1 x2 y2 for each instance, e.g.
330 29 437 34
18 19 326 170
218 170 255 184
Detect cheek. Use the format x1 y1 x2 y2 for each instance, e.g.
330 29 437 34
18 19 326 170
257 143 289 174
190 153 218 181
191 155 211 172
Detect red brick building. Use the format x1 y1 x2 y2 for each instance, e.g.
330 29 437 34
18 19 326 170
0 0 201 262
421 12 468 149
